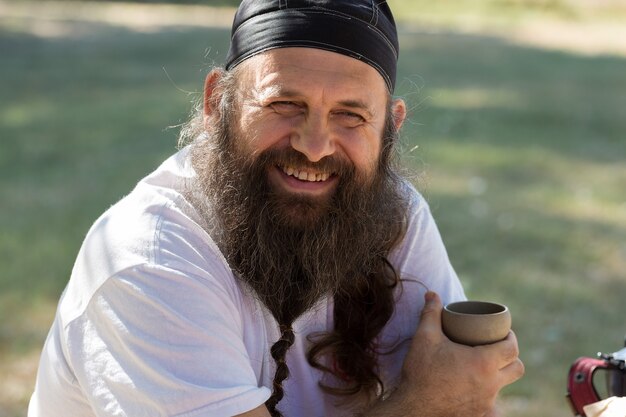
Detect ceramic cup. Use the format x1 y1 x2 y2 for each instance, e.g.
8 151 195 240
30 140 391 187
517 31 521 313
442 301 511 346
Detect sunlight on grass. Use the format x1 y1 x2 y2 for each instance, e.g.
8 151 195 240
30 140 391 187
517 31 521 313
0 1 234 36
391 0 626 57
429 87 522 110
391 0 626 25
1 104 37 128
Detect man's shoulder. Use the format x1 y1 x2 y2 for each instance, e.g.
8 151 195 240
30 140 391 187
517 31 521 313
84 148 219 268
397 179 429 214
61 151 234 320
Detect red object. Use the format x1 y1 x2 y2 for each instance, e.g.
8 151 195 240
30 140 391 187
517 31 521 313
566 357 607 416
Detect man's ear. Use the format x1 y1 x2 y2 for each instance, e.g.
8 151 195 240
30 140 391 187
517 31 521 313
390 98 407 132
204 68 224 118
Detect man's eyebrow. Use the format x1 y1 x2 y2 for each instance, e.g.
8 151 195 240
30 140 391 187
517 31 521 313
337 99 373 112
257 86 302 100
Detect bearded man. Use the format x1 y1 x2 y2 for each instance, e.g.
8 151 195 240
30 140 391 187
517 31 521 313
28 1 524 416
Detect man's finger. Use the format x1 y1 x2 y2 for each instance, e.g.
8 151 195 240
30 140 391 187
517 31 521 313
420 291 442 319
480 331 520 368
499 358 525 386
416 291 444 339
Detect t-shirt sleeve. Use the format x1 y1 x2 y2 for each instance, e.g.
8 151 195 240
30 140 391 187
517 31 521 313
64 263 271 417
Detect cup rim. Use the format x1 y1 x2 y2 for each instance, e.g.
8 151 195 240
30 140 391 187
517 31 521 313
444 300 508 316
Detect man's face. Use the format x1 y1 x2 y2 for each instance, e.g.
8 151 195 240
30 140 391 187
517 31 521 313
224 48 396 208
191 47 409 324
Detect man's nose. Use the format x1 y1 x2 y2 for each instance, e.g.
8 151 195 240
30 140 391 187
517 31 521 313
289 114 335 162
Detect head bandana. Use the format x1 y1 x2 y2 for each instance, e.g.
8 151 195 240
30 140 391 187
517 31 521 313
225 0 399 92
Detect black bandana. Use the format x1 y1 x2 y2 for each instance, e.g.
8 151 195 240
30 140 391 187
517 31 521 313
225 0 399 92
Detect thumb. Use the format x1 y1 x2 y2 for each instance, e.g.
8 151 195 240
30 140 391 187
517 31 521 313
417 291 443 335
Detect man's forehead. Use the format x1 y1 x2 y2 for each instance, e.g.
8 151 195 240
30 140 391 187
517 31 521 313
236 48 390 104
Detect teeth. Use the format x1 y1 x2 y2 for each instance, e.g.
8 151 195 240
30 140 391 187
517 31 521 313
281 166 330 182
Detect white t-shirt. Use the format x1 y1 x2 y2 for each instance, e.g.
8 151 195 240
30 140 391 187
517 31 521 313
28 148 465 417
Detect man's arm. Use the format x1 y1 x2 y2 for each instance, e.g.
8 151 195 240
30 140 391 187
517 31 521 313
363 291 525 417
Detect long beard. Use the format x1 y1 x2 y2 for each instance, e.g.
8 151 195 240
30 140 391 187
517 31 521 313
187 116 408 326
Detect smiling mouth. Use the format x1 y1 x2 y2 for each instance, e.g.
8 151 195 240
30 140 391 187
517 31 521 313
278 165 334 182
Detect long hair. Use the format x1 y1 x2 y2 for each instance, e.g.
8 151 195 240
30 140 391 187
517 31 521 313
305 113 406 403
180 66 408 415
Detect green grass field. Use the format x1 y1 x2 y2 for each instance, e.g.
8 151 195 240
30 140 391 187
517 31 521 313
1 1 625 416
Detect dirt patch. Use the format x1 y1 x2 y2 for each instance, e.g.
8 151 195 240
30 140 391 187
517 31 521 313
508 18 626 56
0 350 40 417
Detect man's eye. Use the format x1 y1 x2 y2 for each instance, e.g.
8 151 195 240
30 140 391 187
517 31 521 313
270 101 302 114
334 111 365 126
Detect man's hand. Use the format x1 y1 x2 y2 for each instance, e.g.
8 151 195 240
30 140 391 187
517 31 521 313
367 291 524 417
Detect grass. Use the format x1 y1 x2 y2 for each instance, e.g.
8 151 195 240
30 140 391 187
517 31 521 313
1 1 625 416
394 28 626 416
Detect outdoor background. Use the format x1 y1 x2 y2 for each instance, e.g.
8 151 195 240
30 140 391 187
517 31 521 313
1 0 625 416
